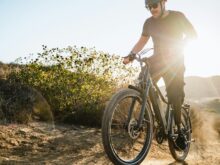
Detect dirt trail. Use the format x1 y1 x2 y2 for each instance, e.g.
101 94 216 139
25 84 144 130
0 109 219 165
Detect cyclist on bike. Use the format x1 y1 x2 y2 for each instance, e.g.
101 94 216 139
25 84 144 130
123 0 197 147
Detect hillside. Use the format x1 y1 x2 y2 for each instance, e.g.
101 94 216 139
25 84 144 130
160 76 220 101
184 76 220 100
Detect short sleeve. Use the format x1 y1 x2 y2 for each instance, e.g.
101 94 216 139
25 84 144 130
142 18 151 37
178 12 197 39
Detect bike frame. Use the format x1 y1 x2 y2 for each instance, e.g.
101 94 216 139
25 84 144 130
127 49 173 136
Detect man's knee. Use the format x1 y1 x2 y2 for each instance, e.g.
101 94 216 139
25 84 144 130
166 84 185 105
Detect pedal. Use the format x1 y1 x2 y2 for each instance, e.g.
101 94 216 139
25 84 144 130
187 138 195 143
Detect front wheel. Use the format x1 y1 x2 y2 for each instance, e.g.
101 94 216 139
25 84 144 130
168 106 192 162
102 88 153 165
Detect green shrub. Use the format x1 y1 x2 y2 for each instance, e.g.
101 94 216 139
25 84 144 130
8 46 137 125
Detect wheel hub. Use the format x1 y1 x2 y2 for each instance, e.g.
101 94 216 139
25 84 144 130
128 119 141 139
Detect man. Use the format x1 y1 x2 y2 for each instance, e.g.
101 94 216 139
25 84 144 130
123 0 197 148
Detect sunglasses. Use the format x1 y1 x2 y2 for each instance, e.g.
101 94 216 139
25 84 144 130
146 2 160 10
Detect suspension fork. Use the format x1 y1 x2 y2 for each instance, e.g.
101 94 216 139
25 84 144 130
126 74 151 129
126 80 151 129
126 98 136 125
137 72 151 128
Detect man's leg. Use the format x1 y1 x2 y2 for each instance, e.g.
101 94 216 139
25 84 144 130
172 94 184 131
163 65 185 131
139 55 164 83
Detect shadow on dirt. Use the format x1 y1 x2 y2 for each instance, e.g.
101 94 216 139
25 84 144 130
0 122 107 164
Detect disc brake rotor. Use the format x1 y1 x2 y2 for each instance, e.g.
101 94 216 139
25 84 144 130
128 119 141 139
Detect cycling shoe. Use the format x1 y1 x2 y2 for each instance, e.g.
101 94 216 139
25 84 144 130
175 133 187 151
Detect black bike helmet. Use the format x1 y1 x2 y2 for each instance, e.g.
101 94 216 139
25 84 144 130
145 0 161 7
145 0 166 18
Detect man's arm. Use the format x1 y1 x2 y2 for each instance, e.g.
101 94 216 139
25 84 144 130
123 35 150 64
181 13 197 40
131 35 150 54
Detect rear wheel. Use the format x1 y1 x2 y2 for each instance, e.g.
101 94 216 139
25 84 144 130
168 107 191 162
102 89 153 165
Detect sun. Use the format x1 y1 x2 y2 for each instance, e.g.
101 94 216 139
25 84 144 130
184 40 200 69
183 27 219 77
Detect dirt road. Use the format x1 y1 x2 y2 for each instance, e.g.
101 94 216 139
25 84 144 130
0 123 219 164
0 110 219 164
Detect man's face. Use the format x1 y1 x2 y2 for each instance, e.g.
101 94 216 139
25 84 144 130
147 0 165 18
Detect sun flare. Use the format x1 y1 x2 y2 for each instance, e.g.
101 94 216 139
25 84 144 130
183 27 219 77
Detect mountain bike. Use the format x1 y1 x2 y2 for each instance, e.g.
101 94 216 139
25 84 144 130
101 48 192 165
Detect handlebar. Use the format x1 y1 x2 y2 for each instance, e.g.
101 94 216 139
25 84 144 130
134 48 153 67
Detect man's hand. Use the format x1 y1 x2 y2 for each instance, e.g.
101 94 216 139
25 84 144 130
123 56 130 65
122 51 136 65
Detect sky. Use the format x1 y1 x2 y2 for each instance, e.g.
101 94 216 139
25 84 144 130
0 0 220 77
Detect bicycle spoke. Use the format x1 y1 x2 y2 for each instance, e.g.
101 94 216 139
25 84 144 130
114 108 126 121
143 119 151 123
102 90 153 164
110 132 123 137
111 123 125 126
136 139 145 145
